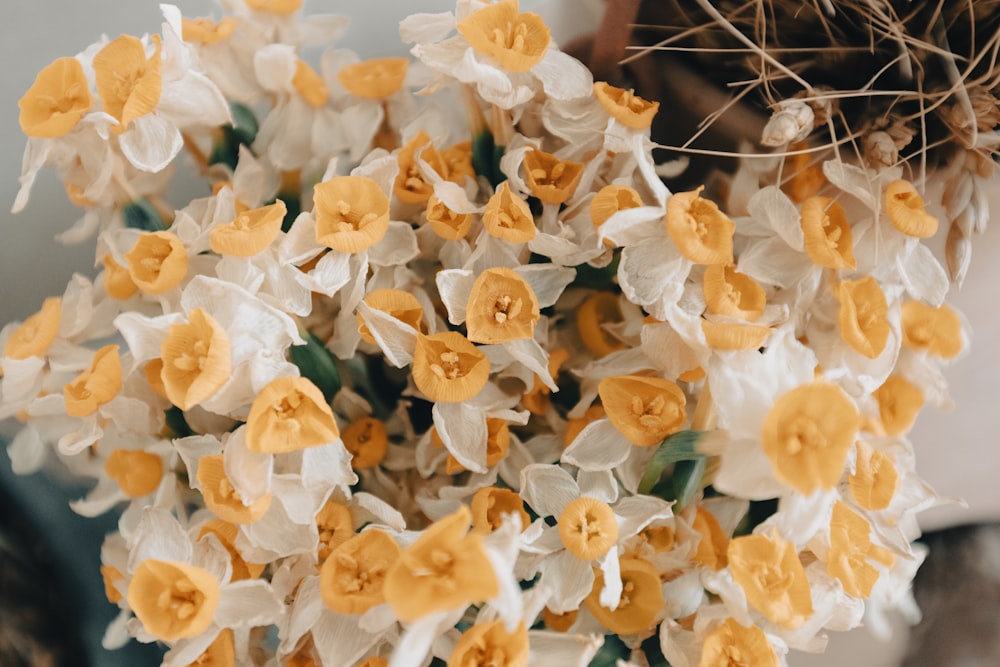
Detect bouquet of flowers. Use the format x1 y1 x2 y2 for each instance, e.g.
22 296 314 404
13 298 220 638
1 1 977 665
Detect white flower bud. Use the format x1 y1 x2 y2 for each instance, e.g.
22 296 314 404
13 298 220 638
761 100 814 146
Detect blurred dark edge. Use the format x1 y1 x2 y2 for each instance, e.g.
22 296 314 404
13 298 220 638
0 440 164 667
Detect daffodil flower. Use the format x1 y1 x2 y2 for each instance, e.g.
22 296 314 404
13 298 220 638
519 463 672 614
403 0 592 110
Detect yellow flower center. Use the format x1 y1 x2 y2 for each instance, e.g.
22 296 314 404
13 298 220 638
761 383 859 494
457 0 551 73
692 507 728 571
102 255 138 300
160 308 231 411
585 557 664 635
4 297 62 360
838 276 889 358
357 288 425 344
703 265 766 322
849 442 899 511
104 449 163 498
93 34 162 133
314 176 390 253
593 82 660 130
246 376 340 453
727 532 813 629
448 620 529 667
316 500 354 561
292 59 329 108
523 149 583 205
558 497 618 560
483 182 537 243
63 344 122 417
190 628 235 667
698 618 778 667
471 486 530 534
126 231 188 295
181 17 237 45
198 520 265 581
426 195 473 240
320 529 401 615
342 417 389 469
210 200 286 257
666 187 735 265
127 559 220 641
873 375 923 436
466 267 540 344
900 300 963 358
19 57 92 138
384 506 499 622
411 332 490 403
337 57 409 99
197 454 273 524
599 375 687 447
801 196 856 269
394 131 449 204
827 502 895 599
885 180 938 238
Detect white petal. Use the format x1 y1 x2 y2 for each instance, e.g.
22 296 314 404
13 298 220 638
736 236 812 288
514 264 576 309
368 221 420 267
7 425 46 475
351 492 407 531
254 44 297 92
433 401 488 473
614 495 674 539
520 463 580 518
400 11 456 43
299 250 352 297
128 507 192 570
223 427 272 502
618 240 688 320
504 338 557 391
314 609 384 667
357 301 418 368
216 580 284 627
898 241 948 307
119 113 183 173
597 206 667 246
532 49 593 101
596 547 622 609
527 630 603 667
301 440 358 491
712 436 788 500
747 185 803 250
562 419 633 471
576 470 618 505
539 550 594 613
436 268 475 325
159 71 231 128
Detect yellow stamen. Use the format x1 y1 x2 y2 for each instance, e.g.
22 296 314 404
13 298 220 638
18 57 92 138
727 531 813 629
457 0 550 72
127 559 220 641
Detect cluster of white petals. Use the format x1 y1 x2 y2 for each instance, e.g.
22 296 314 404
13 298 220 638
2 1 970 666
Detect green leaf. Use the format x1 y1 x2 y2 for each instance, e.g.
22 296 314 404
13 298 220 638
666 457 708 510
208 102 260 171
164 406 194 438
572 249 621 290
638 429 707 495
275 190 301 233
229 101 259 146
289 331 342 403
472 130 506 188
122 198 167 232
589 634 629 667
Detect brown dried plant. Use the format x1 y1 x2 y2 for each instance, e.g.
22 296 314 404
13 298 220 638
624 0 1000 280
